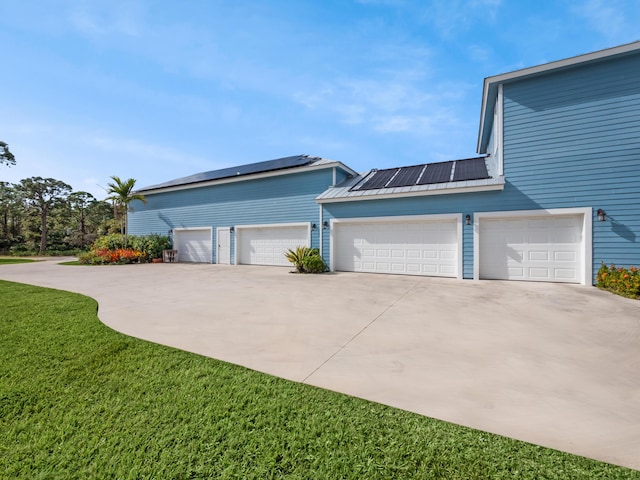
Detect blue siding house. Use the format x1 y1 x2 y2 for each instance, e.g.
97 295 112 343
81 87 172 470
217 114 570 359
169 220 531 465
317 41 640 285
129 42 640 285
128 155 355 265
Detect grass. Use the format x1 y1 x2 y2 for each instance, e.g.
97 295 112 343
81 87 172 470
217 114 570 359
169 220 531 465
0 258 37 265
1 281 638 479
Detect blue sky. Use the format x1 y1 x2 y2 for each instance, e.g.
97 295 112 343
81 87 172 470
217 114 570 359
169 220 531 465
0 1 638 199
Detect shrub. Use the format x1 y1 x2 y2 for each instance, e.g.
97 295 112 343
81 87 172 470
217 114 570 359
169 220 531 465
79 234 171 265
596 262 640 299
130 234 171 261
284 246 327 274
78 248 144 265
93 233 132 251
302 253 328 273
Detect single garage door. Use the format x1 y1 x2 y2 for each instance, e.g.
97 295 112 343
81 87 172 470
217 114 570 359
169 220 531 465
173 228 212 263
334 219 459 277
479 215 583 283
237 225 309 266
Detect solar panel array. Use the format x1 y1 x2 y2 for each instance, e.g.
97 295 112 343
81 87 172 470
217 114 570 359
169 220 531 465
139 155 316 191
355 157 489 191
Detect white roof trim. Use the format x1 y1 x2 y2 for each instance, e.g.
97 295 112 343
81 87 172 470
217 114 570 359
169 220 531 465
139 161 356 195
488 41 640 85
316 178 504 203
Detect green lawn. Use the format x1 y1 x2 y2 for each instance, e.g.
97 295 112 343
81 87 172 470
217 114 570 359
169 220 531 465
0 257 37 265
1 281 638 479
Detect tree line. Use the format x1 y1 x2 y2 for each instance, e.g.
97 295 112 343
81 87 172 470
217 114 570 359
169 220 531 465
1 141 147 255
0 177 115 254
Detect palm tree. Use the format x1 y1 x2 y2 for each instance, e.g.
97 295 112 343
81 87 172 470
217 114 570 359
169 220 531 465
105 176 146 235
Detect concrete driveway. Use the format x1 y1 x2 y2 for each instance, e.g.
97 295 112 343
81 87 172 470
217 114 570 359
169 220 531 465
1 258 639 470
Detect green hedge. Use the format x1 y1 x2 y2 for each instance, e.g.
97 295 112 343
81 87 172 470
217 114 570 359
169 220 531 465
596 263 640 299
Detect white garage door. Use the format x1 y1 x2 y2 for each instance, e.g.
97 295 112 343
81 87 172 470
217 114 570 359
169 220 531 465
334 219 459 277
237 225 309 266
479 215 583 283
173 228 212 263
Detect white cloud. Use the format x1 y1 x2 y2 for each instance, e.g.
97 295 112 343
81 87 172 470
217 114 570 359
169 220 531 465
421 0 502 37
68 1 144 38
572 0 628 38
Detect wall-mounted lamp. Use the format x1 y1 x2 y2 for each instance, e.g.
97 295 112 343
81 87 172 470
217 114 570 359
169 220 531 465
168 229 173 235
597 209 606 222
465 214 471 225
230 226 235 233
311 223 317 231
322 221 329 230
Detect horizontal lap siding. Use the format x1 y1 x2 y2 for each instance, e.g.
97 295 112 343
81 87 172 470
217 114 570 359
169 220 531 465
503 53 640 275
129 170 331 263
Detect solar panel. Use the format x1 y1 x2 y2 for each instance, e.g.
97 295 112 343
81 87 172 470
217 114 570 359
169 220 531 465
417 162 453 185
453 157 490 182
138 155 316 191
386 165 426 188
358 168 399 190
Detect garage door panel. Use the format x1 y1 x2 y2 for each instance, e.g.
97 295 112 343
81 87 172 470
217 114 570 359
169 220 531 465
480 215 582 283
238 225 308 266
335 219 458 278
529 268 551 279
174 229 212 263
555 268 578 279
529 251 549 261
555 251 576 262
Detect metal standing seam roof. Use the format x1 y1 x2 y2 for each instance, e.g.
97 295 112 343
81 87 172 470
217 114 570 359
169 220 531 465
316 156 504 202
137 154 346 192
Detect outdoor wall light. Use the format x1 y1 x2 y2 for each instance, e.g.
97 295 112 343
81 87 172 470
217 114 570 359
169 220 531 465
230 226 235 233
168 229 173 235
597 209 606 222
465 214 471 225
322 221 329 230
311 223 317 231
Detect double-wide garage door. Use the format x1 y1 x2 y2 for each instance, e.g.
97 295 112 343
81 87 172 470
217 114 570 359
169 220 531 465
333 219 459 277
237 225 309 266
479 214 583 283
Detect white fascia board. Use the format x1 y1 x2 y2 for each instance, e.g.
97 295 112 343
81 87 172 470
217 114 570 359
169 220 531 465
477 41 640 153
331 213 460 224
488 41 640 86
318 204 323 257
139 161 356 195
172 226 213 233
496 84 504 176
472 207 592 285
317 181 504 204
234 222 310 230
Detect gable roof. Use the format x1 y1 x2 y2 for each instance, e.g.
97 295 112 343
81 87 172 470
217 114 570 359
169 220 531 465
477 40 640 153
316 156 504 203
137 154 356 194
